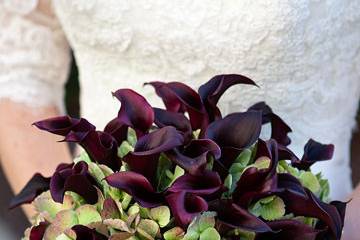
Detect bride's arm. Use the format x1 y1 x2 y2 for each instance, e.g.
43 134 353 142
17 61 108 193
0 1 72 216
0 101 72 217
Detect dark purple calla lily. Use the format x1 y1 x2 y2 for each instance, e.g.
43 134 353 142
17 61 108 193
33 116 95 136
71 225 108 240
205 111 262 150
105 171 165 208
166 191 208 227
255 219 324 240
29 221 48 240
34 116 121 170
50 162 98 204
280 188 345 240
146 81 208 130
249 102 292 146
199 74 258 121
292 139 335 170
166 139 221 175
112 89 154 134
145 81 185 112
153 107 192 143
167 170 223 196
65 130 121 171
124 126 184 181
103 117 128 145
209 199 272 233
232 140 279 207
9 173 50 209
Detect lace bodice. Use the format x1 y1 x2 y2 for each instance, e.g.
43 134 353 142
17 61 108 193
0 0 70 110
1 0 360 199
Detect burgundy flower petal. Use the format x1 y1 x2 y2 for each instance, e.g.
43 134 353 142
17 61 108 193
209 200 271 233
9 173 50 209
205 111 262 149
280 188 345 240
71 225 107 240
233 140 279 207
33 116 95 136
166 139 221 175
50 162 98 204
153 107 192 142
255 220 324 240
104 117 128 145
29 221 48 240
145 81 184 112
293 139 335 170
249 102 292 146
105 171 165 208
168 170 223 196
198 74 258 121
166 191 208 227
65 130 121 171
133 126 184 155
124 126 184 180
113 88 154 133
147 81 208 130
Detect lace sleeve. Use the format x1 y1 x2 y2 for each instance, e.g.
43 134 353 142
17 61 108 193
0 0 70 110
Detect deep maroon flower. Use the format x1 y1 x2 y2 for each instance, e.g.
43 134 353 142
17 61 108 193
153 107 193 143
279 188 346 240
9 173 50 209
293 139 335 170
198 74 258 121
34 116 121 170
29 222 48 240
166 139 221 175
167 170 224 196
65 130 121 171
205 111 262 150
249 102 292 146
33 116 95 136
255 219 324 240
124 126 184 181
146 81 208 130
103 117 128 145
71 225 107 240
209 199 271 233
166 191 208 227
112 88 154 135
105 171 165 208
50 161 98 204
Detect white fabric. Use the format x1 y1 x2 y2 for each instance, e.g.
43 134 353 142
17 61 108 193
0 0 70 110
1 0 360 199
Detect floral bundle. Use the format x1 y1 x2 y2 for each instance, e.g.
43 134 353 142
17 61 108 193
11 74 346 240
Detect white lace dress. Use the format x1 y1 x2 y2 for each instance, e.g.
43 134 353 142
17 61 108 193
1 0 360 200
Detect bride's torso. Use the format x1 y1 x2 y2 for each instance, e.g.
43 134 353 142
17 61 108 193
52 0 360 198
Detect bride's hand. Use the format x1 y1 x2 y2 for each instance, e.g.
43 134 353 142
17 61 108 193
0 99 72 219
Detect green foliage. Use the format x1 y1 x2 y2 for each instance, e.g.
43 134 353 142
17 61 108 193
249 195 286 221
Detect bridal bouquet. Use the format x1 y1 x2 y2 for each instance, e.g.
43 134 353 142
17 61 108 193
11 74 346 240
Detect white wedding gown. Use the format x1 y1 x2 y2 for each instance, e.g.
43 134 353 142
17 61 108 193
1 0 360 202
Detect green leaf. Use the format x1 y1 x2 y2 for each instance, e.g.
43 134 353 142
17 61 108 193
234 149 252 167
127 127 137 147
137 219 159 239
150 206 171 228
118 141 134 158
76 205 102 225
299 171 321 194
163 227 185 240
199 227 220 240
73 152 92 164
156 154 173 191
249 196 285 221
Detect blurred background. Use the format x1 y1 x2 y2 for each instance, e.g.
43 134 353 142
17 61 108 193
0 58 360 239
